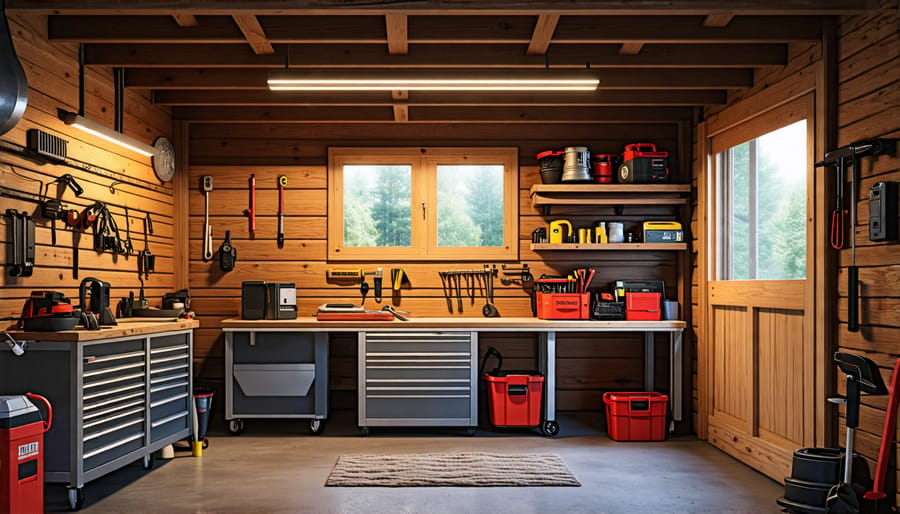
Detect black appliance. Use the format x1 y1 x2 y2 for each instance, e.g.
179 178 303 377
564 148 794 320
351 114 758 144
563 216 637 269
79 277 117 327
20 291 79 331
241 281 267 320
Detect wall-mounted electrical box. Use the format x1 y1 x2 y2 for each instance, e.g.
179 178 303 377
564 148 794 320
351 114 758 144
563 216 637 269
869 182 898 242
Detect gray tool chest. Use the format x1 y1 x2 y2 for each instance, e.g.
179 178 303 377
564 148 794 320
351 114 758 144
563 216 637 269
0 328 193 510
224 331 328 434
358 331 478 435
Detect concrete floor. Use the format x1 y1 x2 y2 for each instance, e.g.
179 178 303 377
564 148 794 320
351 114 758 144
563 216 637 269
45 413 783 513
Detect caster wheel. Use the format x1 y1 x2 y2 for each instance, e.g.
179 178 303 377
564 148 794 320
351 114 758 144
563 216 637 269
541 420 560 437
359 427 369 436
142 453 154 470
309 419 323 434
202 437 209 449
68 487 85 511
227 419 245 435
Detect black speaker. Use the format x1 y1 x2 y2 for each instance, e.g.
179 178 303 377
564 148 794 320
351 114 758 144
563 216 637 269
241 281 267 320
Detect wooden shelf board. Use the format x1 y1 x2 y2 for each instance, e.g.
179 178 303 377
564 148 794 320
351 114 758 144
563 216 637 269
531 242 688 251
531 197 688 206
530 184 692 195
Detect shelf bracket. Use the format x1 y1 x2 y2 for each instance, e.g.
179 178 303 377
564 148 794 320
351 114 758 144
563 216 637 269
614 204 625 216
542 205 552 216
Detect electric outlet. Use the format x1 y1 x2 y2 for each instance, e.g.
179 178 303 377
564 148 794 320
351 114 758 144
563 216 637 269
202 175 214 192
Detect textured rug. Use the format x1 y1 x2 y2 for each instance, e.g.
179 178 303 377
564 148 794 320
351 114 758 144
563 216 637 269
325 452 580 487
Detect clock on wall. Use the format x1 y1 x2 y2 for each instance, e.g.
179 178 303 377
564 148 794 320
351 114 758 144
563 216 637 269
152 136 176 182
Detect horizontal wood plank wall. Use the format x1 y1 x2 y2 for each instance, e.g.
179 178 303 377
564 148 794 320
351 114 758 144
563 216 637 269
188 125 686 418
834 3 900 504
1 16 175 323
694 2 900 500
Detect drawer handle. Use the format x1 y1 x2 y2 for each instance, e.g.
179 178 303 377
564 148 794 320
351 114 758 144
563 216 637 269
84 406 144 430
150 354 187 365
83 350 144 365
367 386 469 391
83 372 145 390
151 410 189 428
150 344 189 355
150 363 189 375
83 417 144 442
83 382 143 402
151 372 189 386
151 381 187 394
84 390 144 412
151 392 189 408
83 432 144 460
83 361 145 379
84 399 145 421
367 394 470 399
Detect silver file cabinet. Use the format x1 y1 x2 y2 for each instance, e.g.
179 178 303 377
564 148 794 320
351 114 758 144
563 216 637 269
224 330 328 434
358 331 478 435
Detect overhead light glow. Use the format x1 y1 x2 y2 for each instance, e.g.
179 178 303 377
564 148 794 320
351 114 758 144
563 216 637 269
59 111 157 157
268 71 599 92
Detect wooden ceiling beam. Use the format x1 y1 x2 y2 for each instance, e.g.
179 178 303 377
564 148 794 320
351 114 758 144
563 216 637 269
125 67 753 89
171 14 199 27
526 14 559 55
84 43 787 68
232 14 275 54
385 14 407 54
11 0 879 15
152 89 728 106
617 43 645 55
49 14 822 43
703 12 735 27
172 105 693 123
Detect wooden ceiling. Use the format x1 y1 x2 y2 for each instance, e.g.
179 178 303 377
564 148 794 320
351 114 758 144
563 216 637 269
8 1 879 125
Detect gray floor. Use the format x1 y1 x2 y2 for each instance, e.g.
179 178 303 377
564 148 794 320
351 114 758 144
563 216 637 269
46 413 783 513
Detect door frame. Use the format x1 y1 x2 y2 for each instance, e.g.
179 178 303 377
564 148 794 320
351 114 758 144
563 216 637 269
697 84 835 451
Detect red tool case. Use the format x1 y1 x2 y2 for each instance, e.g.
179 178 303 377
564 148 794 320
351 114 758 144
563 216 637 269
536 292 590 320
617 143 669 183
625 292 661 321
603 392 668 441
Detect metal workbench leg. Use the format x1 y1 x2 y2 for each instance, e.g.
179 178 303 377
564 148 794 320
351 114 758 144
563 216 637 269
538 332 556 423
644 332 654 391
670 331 683 421
224 332 233 421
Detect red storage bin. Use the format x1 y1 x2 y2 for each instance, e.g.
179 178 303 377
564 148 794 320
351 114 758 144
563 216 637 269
625 292 661 321
536 292 590 320
484 373 544 427
603 391 668 441
1 394 52 514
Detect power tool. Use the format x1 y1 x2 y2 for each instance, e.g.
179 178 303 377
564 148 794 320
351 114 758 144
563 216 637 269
19 291 79 331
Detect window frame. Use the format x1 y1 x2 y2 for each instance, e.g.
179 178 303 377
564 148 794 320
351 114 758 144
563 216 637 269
710 95 813 281
327 147 519 261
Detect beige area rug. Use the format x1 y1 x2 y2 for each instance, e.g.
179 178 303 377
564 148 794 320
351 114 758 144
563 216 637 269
325 452 581 487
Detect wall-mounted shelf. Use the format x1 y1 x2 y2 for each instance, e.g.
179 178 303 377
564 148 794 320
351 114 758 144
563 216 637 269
530 184 692 215
531 243 688 251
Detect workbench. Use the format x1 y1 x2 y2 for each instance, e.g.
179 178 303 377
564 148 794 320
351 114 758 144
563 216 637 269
0 319 198 510
221 317 685 436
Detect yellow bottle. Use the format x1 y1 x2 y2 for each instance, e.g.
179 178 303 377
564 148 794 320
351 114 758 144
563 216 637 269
595 223 608 244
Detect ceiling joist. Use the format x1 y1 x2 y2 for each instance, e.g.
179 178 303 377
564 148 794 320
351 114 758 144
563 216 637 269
171 14 199 27
151 89 728 107
125 67 754 90
525 14 559 55
82 43 787 68
9 0 879 15
48 15 823 44
231 14 274 54
617 43 645 55
385 14 407 54
703 12 735 27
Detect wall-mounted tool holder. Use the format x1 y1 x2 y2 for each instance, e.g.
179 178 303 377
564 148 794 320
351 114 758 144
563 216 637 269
5 209 34 277
500 263 533 284
202 175 214 261
138 213 155 277
438 265 498 316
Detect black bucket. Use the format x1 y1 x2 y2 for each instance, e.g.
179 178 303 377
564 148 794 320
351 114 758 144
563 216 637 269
193 386 215 442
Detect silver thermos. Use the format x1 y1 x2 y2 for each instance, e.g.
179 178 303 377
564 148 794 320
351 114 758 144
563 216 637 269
561 146 592 182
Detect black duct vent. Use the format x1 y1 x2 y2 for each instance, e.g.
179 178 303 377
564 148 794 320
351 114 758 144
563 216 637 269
26 128 67 162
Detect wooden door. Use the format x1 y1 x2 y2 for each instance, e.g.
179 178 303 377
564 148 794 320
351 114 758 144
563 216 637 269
702 95 817 481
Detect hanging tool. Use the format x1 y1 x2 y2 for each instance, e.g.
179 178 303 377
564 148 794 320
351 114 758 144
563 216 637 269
483 264 498 317
861 357 900 513
455 272 463 312
219 230 236 272
139 212 155 278
202 175 214 261
816 139 897 333
277 175 287 248
244 173 256 233
830 157 846 250
122 206 133 255
326 268 363 281
373 267 383 303
439 271 452 312
5 209 34 277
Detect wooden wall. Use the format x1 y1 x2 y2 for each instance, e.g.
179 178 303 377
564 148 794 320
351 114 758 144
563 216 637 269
187 124 690 420
0 16 175 326
693 2 900 500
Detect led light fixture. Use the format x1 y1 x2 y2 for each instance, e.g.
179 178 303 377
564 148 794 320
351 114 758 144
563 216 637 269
58 111 157 157
268 69 599 91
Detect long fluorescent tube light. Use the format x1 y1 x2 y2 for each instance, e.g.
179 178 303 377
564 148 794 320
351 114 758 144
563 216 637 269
268 70 599 91
59 111 157 157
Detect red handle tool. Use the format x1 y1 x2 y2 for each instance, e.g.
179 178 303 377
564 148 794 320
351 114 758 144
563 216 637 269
244 174 256 232
277 175 286 247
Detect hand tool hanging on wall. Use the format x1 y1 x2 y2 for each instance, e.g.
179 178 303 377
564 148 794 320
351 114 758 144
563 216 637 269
219 230 236 272
202 175 214 261
91 202 126 255
5 209 34 277
830 158 846 250
816 138 897 333
244 174 256 233
391 268 410 302
439 271 453 312
373 267 383 303
122 206 133 255
482 264 499 317
326 268 364 281
277 175 287 248
139 212 155 278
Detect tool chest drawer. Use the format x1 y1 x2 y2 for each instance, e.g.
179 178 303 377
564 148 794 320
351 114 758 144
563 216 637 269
149 335 191 443
359 331 478 429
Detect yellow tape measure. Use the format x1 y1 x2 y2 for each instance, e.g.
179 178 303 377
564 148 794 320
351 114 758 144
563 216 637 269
278 175 288 187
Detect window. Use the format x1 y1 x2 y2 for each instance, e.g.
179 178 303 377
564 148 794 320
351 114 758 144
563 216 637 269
328 148 518 261
715 119 808 280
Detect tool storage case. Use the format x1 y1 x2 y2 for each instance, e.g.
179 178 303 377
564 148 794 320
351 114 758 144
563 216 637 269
482 347 544 429
603 392 668 441
224 331 328 435
536 292 590 320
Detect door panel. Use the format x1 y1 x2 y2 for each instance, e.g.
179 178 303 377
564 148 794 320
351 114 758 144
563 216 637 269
712 306 751 422
757 308 805 445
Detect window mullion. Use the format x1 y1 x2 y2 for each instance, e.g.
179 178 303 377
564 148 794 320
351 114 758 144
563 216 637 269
748 139 758 280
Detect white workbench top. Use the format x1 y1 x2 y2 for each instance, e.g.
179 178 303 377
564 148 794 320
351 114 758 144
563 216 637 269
221 317 685 332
